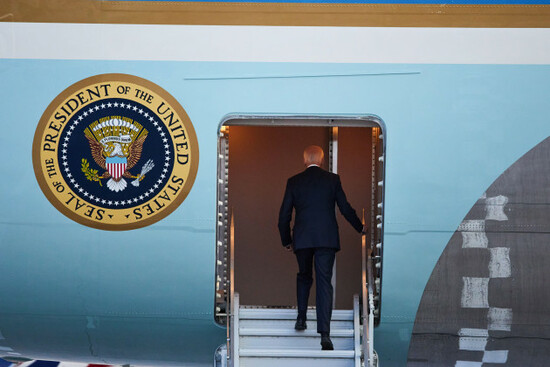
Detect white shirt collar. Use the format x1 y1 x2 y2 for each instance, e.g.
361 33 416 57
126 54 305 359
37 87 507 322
307 164 320 168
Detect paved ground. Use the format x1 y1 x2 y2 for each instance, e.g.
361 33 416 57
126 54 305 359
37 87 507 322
408 137 550 366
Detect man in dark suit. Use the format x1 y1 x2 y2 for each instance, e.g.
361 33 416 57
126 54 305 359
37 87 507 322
278 145 366 350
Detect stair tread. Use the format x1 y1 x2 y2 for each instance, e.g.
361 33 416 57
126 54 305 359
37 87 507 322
239 357 356 367
240 337 354 350
240 320 353 328
240 327 354 337
239 307 353 321
239 348 355 358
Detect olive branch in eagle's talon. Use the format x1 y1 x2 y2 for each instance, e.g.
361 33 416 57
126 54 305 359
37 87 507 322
81 158 103 187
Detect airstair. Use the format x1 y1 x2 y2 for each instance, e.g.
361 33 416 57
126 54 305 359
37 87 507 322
214 214 379 367
230 294 367 367
216 247 378 366
217 290 378 367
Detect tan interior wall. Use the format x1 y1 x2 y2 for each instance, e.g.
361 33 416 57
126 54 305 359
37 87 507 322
334 127 373 309
228 125 372 309
229 126 329 306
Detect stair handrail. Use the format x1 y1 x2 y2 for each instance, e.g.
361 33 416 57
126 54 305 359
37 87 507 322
362 210 375 367
367 247 375 367
361 210 368 365
228 211 235 366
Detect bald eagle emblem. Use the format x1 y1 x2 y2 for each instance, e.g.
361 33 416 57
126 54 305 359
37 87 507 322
82 118 155 192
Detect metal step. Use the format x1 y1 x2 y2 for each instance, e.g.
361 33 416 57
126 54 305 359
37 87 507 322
240 357 355 367
240 335 354 350
239 349 355 367
240 328 354 337
232 294 363 367
239 318 353 330
240 349 355 358
239 308 353 321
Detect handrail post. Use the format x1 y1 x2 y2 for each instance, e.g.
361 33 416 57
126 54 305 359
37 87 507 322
361 210 369 365
362 208 377 367
369 293 375 367
228 212 235 366
367 259 375 367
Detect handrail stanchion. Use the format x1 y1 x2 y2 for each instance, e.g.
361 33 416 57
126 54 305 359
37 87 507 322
228 212 235 366
367 253 375 367
361 210 369 366
362 209 377 367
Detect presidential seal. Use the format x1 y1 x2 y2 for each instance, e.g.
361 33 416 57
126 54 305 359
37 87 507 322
32 74 199 230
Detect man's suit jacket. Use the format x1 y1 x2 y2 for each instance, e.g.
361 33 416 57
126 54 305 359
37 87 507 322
278 166 363 252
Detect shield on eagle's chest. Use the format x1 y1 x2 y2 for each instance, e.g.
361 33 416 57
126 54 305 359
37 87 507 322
106 156 127 180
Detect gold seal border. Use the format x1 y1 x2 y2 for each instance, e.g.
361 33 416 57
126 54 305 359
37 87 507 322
38 80 193 227
32 73 200 231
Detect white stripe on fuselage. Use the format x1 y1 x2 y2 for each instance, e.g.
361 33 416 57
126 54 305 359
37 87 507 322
1 23 550 64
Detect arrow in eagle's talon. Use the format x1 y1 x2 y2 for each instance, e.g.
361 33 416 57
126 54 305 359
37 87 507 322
131 159 155 187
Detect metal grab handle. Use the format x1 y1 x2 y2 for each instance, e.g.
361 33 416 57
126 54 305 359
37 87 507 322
228 212 235 366
361 210 369 365
367 253 375 367
362 209 375 367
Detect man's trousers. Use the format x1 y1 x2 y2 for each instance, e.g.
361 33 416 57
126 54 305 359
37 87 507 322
295 247 336 334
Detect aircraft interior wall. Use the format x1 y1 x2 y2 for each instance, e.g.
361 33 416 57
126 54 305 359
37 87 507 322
227 125 373 309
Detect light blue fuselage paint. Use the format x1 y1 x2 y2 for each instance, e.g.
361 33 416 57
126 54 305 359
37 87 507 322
1 60 550 366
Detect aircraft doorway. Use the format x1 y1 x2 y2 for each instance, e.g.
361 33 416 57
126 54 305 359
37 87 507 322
214 116 385 326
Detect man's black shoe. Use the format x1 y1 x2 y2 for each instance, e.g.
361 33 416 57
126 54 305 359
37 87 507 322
321 334 334 350
294 318 307 331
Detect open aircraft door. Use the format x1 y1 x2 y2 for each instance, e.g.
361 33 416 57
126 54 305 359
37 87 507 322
213 116 385 367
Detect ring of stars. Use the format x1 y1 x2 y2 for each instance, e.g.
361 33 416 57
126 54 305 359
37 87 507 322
61 100 173 209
